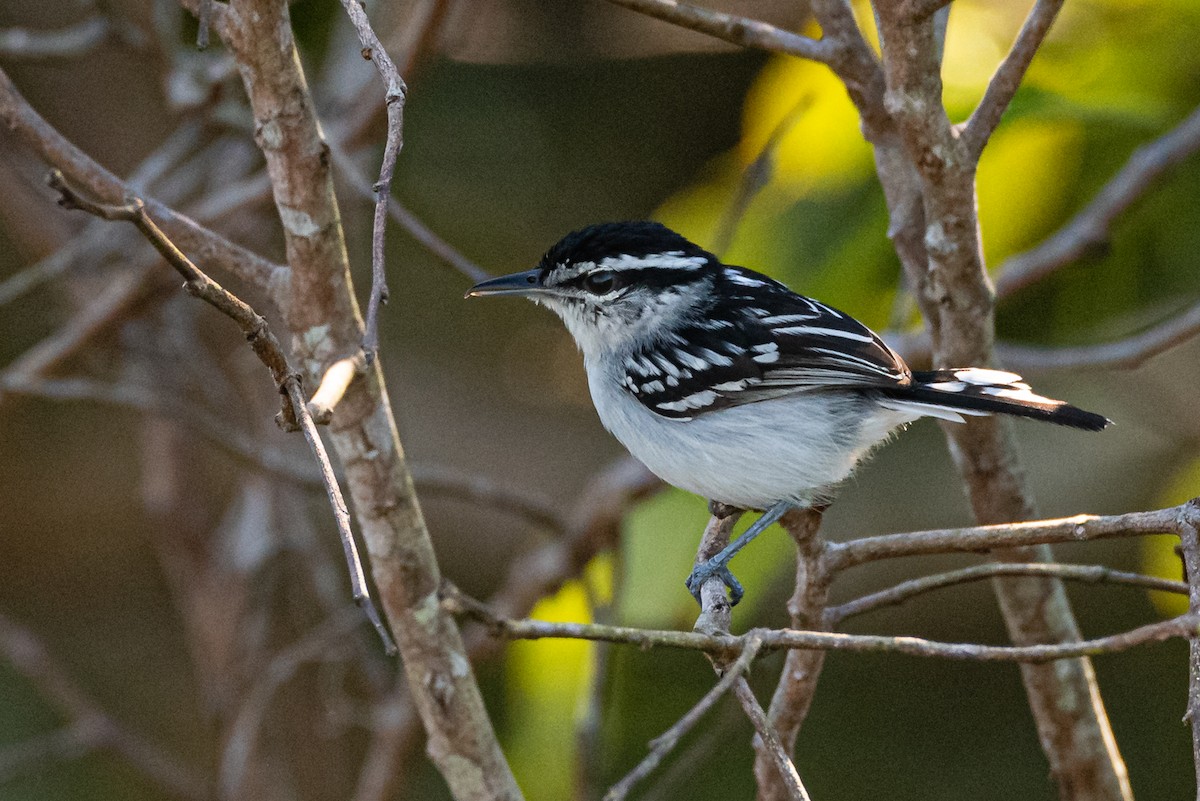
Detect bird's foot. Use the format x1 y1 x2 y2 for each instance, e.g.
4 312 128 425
686 558 744 606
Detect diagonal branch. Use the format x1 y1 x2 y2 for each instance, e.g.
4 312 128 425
600 0 837 63
603 635 765 801
961 0 1066 160
46 169 397 655
0 66 282 297
995 103 1200 300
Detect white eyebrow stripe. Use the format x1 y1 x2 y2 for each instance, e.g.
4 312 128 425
773 325 874 342
597 251 710 272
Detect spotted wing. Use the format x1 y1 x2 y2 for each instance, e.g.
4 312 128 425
623 267 910 419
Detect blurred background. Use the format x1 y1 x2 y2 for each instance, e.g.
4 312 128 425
1 0 1199 799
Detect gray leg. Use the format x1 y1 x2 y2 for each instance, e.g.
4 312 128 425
686 500 796 605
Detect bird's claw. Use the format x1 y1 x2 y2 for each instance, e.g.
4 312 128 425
686 559 744 606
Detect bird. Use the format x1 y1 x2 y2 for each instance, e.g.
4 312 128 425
466 221 1109 605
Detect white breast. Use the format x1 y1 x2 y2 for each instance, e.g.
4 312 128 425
585 358 915 509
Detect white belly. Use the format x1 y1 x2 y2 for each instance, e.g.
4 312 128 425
587 359 913 509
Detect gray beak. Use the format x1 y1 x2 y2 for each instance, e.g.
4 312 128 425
464 269 545 299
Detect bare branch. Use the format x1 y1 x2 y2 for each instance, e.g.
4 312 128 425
603 635 764 801
0 67 282 296
46 170 397 655
600 0 836 63
458 610 1199 664
828 504 1188 572
994 103 1200 299
734 676 810 801
994 299 1200 371
828 563 1188 626
328 144 491 283
758 508 829 801
216 0 524 793
961 0 1066 159
0 612 208 801
693 510 741 635
336 0 409 362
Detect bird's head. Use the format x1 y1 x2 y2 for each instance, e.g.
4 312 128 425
466 222 719 356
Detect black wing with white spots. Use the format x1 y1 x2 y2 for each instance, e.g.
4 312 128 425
624 266 910 419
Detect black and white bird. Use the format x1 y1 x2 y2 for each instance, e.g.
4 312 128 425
467 221 1109 604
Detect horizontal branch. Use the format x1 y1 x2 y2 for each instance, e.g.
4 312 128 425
827 562 1187 625
470 613 1198 664
827 503 1194 571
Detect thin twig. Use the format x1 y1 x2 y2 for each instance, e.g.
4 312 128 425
328 143 491 283
220 608 363 799
599 610 759 801
46 170 397 656
994 104 1200 300
600 0 837 63
734 677 810 801
828 563 1189 626
961 0 1065 159
993 299 1200 371
336 0 408 362
471 613 1199 664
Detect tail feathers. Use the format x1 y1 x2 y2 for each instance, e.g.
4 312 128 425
878 368 1111 432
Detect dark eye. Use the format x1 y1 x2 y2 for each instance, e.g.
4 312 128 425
582 270 619 295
